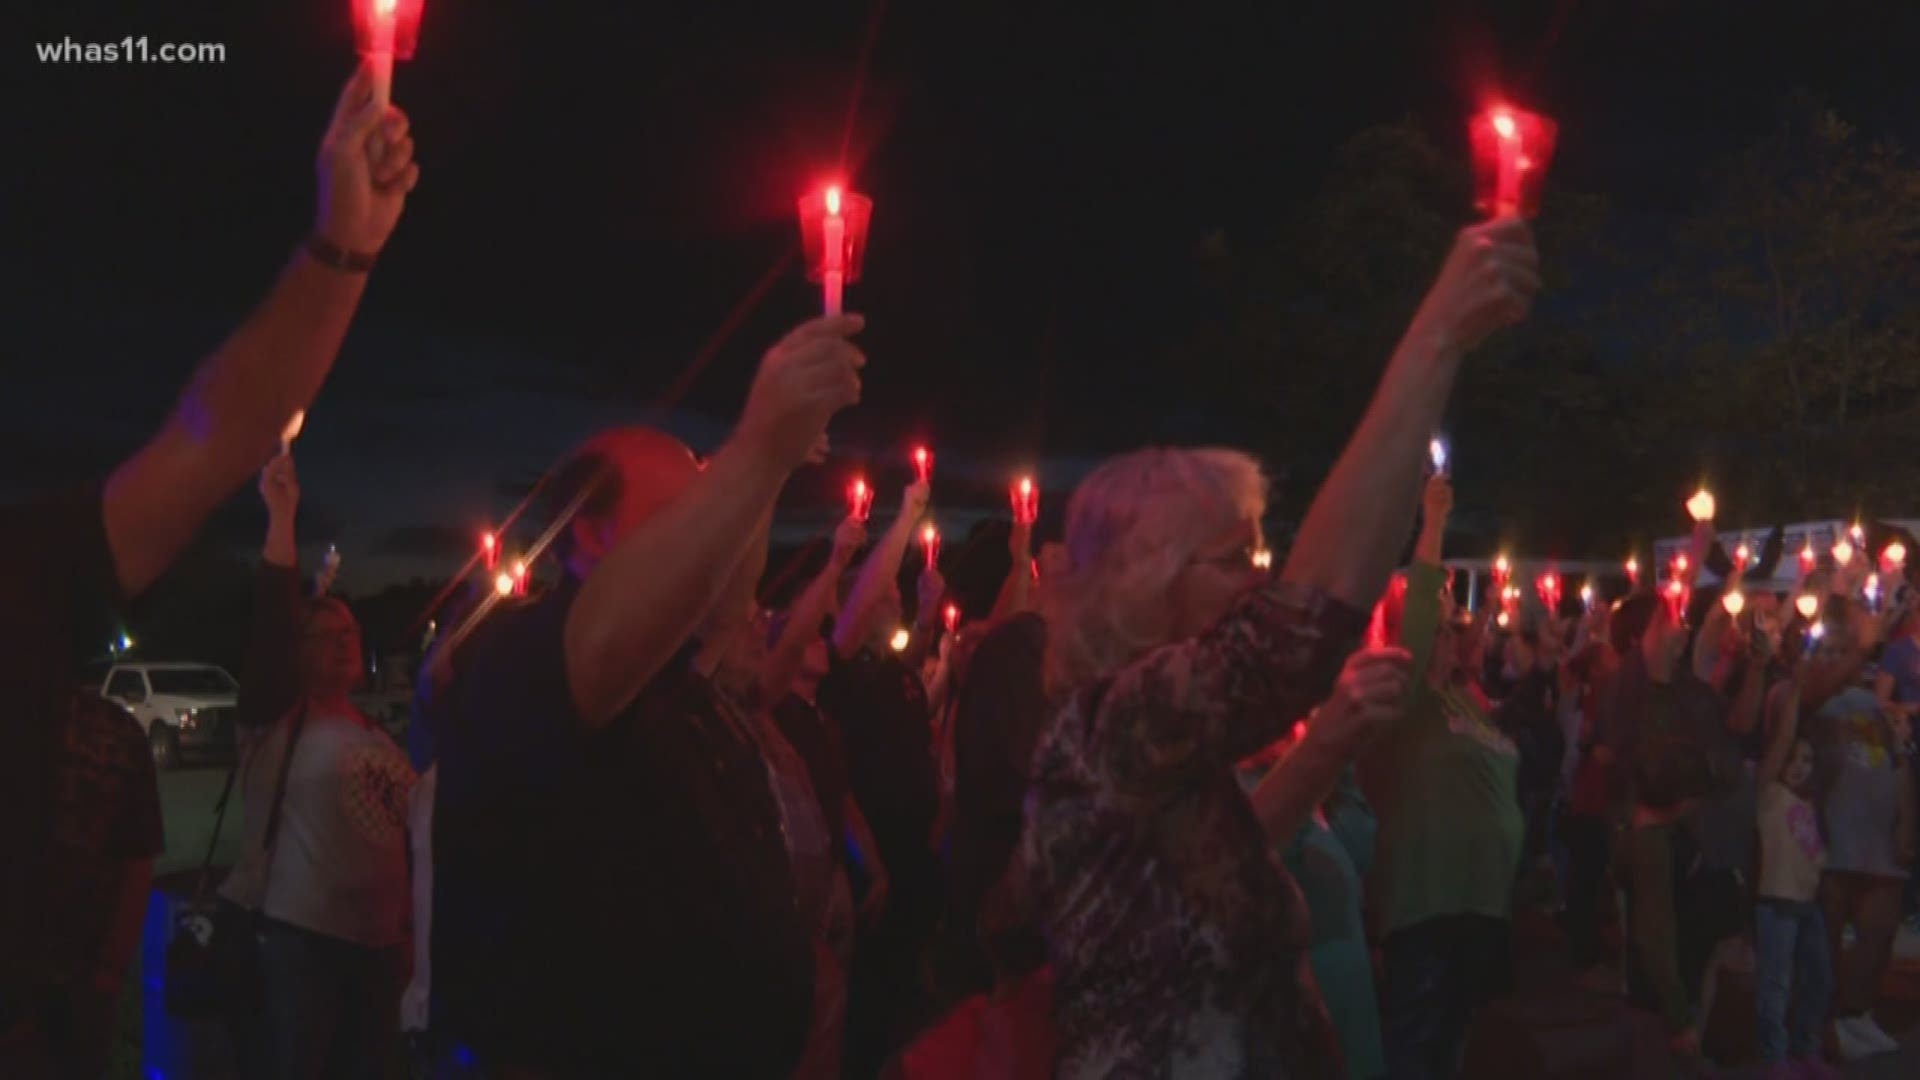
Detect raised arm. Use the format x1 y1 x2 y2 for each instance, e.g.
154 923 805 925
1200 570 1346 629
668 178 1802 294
1406 475 1453 687
564 316 864 729
1097 225 1536 797
1759 680 1802 786
988 521 1035 623
103 65 417 599
238 455 307 729
1282 220 1538 610
902 564 947 672
833 480 930 659
760 516 864 704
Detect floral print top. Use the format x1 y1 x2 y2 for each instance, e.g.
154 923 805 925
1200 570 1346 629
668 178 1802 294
1021 578 1367 1078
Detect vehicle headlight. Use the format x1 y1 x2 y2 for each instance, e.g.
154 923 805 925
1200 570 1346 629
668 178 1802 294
174 708 197 729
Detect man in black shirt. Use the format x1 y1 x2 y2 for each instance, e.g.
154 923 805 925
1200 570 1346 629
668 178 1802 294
431 314 866 1075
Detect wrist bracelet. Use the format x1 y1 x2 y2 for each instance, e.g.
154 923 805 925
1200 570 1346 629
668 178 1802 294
304 234 378 274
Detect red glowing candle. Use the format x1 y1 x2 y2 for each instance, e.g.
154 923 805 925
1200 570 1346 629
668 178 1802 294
1535 572 1562 615
1883 541 1908 574
913 446 933 485
511 558 529 597
944 603 959 634
1491 555 1512 592
1663 578 1688 626
1030 557 1040 583
1799 540 1817 577
1625 556 1639 587
481 531 498 572
921 523 941 570
798 183 873 317
1012 476 1039 525
847 478 874 523
1470 104 1558 219
352 0 424 108
1733 542 1752 575
1833 539 1855 568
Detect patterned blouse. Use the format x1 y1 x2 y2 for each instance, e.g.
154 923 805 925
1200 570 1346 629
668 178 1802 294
1022 578 1367 1078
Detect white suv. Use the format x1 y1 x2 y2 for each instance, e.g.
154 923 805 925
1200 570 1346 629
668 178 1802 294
100 662 240 769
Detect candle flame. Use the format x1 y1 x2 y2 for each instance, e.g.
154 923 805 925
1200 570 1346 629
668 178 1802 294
1580 584 1594 602
889 628 911 652
281 410 306 446
1252 548 1273 571
1722 590 1746 616
1734 543 1751 565
1492 111 1517 140
494 572 515 597
923 524 938 544
825 186 843 216
1833 540 1854 567
482 532 496 550
1686 488 1716 523
1625 557 1639 576
374 0 397 15
1796 593 1819 619
1019 477 1033 496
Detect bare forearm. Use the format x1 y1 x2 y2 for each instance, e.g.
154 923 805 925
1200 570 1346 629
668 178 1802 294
836 514 916 656
1414 511 1448 565
1251 726 1356 842
105 253 368 597
761 551 853 702
264 514 297 568
1284 330 1462 609
566 440 790 727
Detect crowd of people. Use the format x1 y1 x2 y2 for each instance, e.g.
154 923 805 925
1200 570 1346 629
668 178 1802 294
4 60 1918 1080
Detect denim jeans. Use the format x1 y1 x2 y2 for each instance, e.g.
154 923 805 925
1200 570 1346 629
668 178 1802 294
259 919 405 1080
1753 899 1831 1063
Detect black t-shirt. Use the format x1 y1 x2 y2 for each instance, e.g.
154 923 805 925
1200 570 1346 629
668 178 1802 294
0 490 120 1031
773 694 849 845
433 577 813 1075
816 647 941 904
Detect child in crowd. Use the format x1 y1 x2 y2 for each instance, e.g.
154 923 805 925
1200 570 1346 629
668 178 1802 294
1753 674 1832 1073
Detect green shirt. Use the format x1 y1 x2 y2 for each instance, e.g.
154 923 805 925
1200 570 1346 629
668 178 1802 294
1372 561 1525 935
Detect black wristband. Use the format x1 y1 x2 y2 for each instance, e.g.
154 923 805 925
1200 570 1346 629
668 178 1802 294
304 234 378 274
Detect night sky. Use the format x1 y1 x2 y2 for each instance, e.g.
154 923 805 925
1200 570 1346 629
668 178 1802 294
12 0 1920 589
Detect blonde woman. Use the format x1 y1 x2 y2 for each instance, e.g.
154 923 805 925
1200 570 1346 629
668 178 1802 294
1020 219 1539 1078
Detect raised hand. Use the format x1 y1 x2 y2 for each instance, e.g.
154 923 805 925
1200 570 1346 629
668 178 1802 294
259 454 301 521
917 565 947 620
1423 473 1454 523
315 63 421 254
1312 647 1412 750
901 479 932 523
831 516 868 566
1409 218 1541 359
736 315 866 471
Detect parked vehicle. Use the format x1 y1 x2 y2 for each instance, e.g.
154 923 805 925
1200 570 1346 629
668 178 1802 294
100 662 240 769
